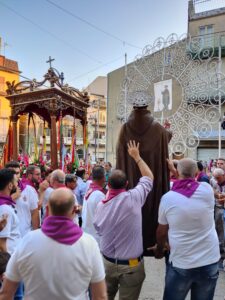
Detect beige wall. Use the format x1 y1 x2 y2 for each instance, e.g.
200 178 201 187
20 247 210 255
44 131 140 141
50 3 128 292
106 66 125 165
189 14 225 36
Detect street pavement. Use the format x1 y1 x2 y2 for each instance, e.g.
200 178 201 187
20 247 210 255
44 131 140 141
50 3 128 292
116 257 225 299
140 258 225 300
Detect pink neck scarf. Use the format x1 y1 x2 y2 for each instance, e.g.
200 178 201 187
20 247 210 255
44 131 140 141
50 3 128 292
18 180 26 192
102 188 126 204
171 178 199 198
42 216 83 245
0 194 16 207
21 178 35 189
85 182 104 200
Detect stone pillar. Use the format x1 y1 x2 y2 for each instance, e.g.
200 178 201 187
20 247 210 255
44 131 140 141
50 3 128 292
50 114 58 170
10 115 18 161
19 115 28 153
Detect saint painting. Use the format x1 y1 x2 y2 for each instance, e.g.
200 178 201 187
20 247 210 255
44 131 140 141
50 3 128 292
154 79 172 112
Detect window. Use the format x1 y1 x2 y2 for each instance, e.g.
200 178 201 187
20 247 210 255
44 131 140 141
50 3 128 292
98 131 105 139
100 112 106 123
67 128 72 137
0 76 5 93
199 25 214 35
199 25 214 48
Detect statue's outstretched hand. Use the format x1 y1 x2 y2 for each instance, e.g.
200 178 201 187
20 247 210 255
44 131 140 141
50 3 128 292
127 140 140 161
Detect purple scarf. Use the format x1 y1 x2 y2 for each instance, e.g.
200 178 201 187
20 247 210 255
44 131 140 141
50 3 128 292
18 180 26 192
42 216 83 245
21 178 36 189
171 178 199 198
102 189 126 204
0 194 16 207
85 182 105 200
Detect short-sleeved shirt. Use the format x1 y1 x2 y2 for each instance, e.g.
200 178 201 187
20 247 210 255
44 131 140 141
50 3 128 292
158 182 220 269
16 185 39 237
210 177 225 208
75 177 87 206
94 176 153 259
0 204 21 254
82 190 105 243
5 230 105 300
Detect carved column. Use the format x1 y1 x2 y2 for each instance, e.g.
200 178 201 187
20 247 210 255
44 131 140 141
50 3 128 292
81 110 88 161
49 98 59 170
50 113 58 170
10 115 19 161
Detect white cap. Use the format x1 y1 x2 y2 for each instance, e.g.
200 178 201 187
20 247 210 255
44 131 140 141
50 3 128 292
128 90 151 107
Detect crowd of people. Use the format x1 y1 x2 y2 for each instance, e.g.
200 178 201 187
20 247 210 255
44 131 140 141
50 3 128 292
0 141 224 299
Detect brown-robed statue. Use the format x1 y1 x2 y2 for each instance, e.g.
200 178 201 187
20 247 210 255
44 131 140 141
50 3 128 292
116 102 172 256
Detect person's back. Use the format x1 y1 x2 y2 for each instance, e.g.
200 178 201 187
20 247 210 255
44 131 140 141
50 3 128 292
160 182 219 268
156 158 220 300
95 177 152 259
5 230 103 300
0 188 107 300
82 191 105 241
94 141 154 300
117 107 171 254
82 166 105 243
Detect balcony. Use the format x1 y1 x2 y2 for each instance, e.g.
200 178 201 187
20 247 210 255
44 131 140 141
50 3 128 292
39 136 84 145
89 138 106 146
188 32 225 59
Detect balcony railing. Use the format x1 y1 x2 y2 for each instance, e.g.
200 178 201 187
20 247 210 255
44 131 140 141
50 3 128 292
188 31 225 58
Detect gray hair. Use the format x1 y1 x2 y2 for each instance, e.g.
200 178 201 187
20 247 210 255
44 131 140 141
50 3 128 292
213 168 225 177
51 169 65 184
177 158 197 179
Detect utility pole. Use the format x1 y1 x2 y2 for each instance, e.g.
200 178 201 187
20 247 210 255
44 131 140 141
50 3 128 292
218 34 222 157
96 99 100 162
94 117 97 162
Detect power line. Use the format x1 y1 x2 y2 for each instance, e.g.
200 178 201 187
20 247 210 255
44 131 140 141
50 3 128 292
68 55 124 83
45 0 142 50
0 1 102 63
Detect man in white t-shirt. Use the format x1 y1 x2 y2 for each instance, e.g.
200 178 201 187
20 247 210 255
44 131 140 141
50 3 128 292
5 161 39 237
0 169 21 255
0 169 24 300
152 158 220 300
82 166 105 243
75 168 87 206
0 187 107 300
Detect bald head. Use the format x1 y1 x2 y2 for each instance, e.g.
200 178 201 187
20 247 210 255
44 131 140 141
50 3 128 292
49 188 75 217
50 169 65 188
177 158 197 179
109 169 127 189
213 168 225 177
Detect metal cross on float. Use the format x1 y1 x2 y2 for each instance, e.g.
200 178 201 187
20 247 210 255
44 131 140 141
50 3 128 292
46 56 55 68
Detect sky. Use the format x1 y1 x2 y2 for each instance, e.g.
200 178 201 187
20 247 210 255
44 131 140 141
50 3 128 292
0 0 224 90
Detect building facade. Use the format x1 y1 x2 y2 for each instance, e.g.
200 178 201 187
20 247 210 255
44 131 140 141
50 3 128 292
0 54 20 159
106 0 225 165
85 76 107 162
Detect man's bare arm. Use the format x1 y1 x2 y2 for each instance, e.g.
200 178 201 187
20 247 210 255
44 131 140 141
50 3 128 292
156 224 169 257
91 280 107 300
31 208 40 230
0 278 19 300
0 238 7 252
127 140 154 180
